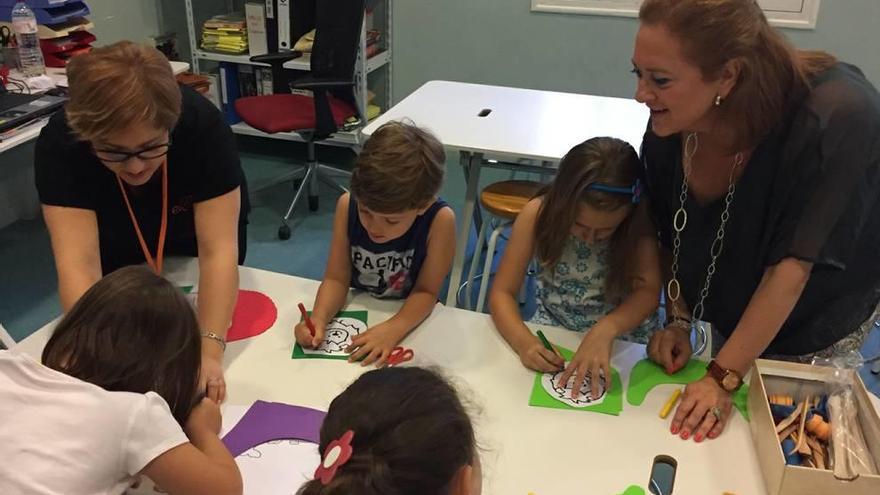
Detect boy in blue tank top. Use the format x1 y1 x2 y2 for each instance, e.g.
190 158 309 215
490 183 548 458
294 122 456 366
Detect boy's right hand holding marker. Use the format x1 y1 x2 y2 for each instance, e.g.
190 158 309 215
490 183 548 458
294 314 326 348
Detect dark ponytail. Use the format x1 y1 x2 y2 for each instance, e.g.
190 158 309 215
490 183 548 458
298 367 477 495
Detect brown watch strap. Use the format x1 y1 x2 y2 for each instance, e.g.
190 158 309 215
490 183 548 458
707 360 742 392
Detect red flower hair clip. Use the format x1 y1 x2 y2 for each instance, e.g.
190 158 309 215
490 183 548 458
314 430 355 485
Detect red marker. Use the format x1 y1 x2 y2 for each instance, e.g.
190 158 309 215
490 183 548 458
298 303 316 337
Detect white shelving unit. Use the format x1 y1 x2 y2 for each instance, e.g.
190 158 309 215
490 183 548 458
183 0 392 148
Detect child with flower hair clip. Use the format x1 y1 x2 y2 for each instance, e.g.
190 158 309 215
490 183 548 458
299 367 481 495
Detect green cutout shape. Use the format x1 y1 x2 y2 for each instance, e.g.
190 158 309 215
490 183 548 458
626 358 749 420
528 345 623 415
616 486 646 495
292 310 368 360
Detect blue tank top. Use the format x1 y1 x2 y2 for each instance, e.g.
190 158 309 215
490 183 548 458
348 197 449 299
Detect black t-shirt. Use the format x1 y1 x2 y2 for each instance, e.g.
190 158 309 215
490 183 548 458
643 63 880 356
35 85 251 274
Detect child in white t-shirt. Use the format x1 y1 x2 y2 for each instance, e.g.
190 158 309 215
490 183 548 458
0 266 242 495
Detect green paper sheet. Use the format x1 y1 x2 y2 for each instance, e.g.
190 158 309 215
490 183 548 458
291 310 368 360
626 358 749 420
528 345 623 416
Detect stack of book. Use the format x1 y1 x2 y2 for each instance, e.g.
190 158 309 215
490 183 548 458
201 13 247 54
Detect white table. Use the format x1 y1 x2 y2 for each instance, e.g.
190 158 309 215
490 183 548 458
0 61 190 155
362 80 650 307
16 263 770 494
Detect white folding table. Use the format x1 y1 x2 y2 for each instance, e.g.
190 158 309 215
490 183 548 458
16 261 771 494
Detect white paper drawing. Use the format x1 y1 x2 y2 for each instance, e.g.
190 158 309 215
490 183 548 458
131 407 320 495
300 317 367 356
235 439 320 494
541 363 607 408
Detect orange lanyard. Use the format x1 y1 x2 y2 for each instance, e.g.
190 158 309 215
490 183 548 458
116 161 168 274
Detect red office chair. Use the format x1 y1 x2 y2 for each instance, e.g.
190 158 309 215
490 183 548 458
235 0 365 240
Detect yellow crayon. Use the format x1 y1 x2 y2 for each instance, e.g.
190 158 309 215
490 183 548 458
659 388 682 419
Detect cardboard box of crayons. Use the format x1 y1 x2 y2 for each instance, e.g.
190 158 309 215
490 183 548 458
748 359 880 495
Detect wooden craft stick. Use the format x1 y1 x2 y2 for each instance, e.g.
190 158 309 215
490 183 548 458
778 422 799 442
776 402 805 434
796 397 812 456
806 435 827 470
805 433 824 452
788 431 799 455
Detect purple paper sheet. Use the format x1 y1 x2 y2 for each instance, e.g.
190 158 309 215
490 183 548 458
222 400 326 457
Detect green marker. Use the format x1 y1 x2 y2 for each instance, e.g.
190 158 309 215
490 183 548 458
536 330 555 353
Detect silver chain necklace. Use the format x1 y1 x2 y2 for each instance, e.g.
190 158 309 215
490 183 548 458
667 132 743 352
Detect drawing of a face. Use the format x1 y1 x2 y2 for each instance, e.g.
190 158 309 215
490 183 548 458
317 317 367 353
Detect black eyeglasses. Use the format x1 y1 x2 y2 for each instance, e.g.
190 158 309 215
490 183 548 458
93 140 172 163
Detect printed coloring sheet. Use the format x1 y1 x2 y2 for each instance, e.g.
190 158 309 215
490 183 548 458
541 363 607 408
299 316 367 356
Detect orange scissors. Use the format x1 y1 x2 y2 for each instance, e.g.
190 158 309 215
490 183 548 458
386 346 414 366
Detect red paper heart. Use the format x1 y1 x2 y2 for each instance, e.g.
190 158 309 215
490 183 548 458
227 290 278 342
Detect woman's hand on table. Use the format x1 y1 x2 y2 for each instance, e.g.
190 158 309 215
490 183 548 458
199 343 226 403
670 375 733 442
647 324 692 374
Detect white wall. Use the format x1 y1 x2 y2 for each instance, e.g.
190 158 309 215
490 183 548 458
391 0 880 102
87 0 163 46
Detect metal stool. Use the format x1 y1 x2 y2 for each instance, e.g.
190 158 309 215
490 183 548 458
458 180 543 312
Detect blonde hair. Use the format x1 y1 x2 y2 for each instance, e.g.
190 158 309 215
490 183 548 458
350 121 445 213
65 41 182 143
534 137 641 303
639 0 837 149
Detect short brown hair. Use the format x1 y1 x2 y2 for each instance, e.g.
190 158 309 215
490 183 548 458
65 41 182 142
534 137 642 303
42 266 201 426
350 121 445 213
639 0 837 149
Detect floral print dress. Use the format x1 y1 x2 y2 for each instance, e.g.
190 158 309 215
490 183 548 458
529 235 657 344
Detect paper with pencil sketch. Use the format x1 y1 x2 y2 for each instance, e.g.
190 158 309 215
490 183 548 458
222 405 321 495
292 310 368 360
235 439 320 494
126 405 322 495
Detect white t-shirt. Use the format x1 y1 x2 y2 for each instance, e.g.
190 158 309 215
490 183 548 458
0 350 189 495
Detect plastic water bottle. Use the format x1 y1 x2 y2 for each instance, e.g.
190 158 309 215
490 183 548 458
11 1 46 78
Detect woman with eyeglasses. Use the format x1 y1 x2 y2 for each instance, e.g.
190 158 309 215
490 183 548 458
33 41 249 403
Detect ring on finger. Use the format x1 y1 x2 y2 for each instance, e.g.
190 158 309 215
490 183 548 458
711 406 723 421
